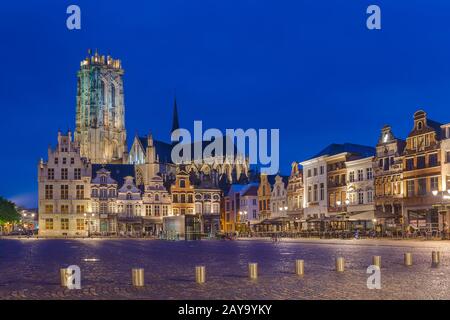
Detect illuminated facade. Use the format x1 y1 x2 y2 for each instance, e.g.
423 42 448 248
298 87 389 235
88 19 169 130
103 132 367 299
402 110 443 229
373 125 405 227
75 51 127 164
38 131 92 237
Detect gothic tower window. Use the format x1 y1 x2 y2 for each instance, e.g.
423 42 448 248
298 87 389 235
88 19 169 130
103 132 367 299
111 84 116 108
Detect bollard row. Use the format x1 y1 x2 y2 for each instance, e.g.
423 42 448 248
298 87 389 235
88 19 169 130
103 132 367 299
60 251 443 287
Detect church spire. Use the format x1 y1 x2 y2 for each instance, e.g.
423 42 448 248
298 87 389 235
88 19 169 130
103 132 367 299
171 95 180 134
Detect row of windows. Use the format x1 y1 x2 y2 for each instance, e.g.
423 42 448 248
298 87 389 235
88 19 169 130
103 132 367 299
172 194 193 203
53 157 76 165
258 199 270 211
406 177 439 197
45 218 85 230
307 165 325 178
47 168 81 180
347 191 374 205
405 153 439 170
375 181 402 197
44 185 85 200
348 168 373 182
44 204 85 214
240 199 257 206
307 183 325 203
194 203 220 214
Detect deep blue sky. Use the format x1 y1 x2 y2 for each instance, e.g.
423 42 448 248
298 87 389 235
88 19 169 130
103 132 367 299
1 0 450 207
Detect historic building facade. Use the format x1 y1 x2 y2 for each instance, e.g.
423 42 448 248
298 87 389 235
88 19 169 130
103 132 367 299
194 182 221 235
91 167 118 235
301 144 375 219
373 125 405 227
402 110 443 229
270 175 288 218
223 184 259 232
287 162 304 230
38 131 92 237
257 174 272 221
301 155 328 219
345 156 375 219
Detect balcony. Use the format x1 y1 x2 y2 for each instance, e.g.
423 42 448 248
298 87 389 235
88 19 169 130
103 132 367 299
327 182 346 188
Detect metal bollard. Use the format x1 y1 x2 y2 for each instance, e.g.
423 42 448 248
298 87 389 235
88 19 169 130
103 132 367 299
132 268 145 287
372 256 381 268
404 253 413 266
295 259 304 276
195 266 206 284
335 257 345 272
432 251 441 267
248 263 258 279
60 268 69 287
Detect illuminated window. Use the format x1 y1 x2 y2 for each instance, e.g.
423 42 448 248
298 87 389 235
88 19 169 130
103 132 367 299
76 219 85 230
45 204 53 214
45 185 53 199
76 185 84 199
61 205 69 214
76 205 85 214
430 177 439 192
60 185 69 199
45 218 53 230
61 218 69 230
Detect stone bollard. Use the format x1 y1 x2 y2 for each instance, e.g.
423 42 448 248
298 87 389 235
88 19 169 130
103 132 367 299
195 266 206 284
295 259 304 276
372 256 381 268
432 251 441 267
335 257 345 272
60 268 69 287
404 253 413 266
248 263 258 279
132 268 145 287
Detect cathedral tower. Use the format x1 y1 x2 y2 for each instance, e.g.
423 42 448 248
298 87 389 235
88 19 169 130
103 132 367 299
75 50 127 164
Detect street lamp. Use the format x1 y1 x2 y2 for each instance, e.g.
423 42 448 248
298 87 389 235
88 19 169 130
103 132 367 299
432 189 450 238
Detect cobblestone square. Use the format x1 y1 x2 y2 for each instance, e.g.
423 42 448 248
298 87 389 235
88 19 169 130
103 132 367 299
1 238 450 299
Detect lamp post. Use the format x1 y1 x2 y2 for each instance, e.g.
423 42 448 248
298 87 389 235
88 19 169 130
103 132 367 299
336 199 350 230
432 189 450 238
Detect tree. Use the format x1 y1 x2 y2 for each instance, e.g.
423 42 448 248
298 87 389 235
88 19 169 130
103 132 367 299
0 196 20 225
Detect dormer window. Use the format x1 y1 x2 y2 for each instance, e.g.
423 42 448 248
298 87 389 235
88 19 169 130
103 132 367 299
417 121 423 130
100 176 107 183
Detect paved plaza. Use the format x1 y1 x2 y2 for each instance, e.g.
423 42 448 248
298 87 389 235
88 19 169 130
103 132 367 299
1 238 450 299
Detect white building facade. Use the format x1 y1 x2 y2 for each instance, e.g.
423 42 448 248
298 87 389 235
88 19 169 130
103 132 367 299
345 156 375 219
300 156 328 218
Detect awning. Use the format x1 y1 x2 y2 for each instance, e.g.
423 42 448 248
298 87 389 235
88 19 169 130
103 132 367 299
374 210 396 219
348 211 375 221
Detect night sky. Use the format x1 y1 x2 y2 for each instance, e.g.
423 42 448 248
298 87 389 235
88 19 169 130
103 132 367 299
1 0 450 207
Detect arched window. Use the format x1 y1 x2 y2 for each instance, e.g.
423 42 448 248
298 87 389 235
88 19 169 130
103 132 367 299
111 84 116 107
126 193 132 200
155 194 159 201
100 80 105 105
417 121 423 130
